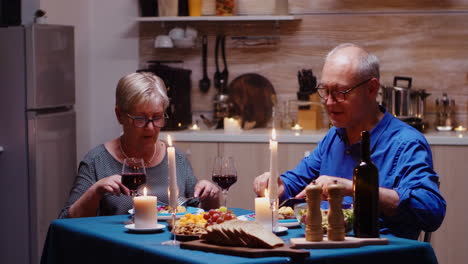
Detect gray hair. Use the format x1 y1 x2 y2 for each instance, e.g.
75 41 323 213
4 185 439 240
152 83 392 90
326 43 380 80
115 72 169 113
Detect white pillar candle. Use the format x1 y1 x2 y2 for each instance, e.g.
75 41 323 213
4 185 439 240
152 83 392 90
268 128 278 200
224 117 241 134
134 187 158 228
255 196 272 230
167 135 178 210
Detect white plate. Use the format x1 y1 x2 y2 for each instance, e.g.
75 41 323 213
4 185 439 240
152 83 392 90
125 223 166 233
237 214 300 228
273 226 288 236
128 207 204 220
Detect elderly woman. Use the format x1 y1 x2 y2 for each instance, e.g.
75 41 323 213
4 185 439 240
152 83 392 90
60 72 219 218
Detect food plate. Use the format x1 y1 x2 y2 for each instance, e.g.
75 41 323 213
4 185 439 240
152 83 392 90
237 214 300 228
175 233 203 242
125 223 166 233
128 206 203 220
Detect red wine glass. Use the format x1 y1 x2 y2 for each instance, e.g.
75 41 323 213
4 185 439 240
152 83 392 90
212 157 237 207
121 158 147 197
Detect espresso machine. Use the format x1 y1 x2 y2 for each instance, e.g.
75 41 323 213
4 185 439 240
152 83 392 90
138 61 192 130
379 76 430 132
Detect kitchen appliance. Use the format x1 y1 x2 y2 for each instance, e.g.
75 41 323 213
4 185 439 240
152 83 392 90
435 93 456 130
0 24 76 264
140 61 192 130
379 76 430 132
295 69 323 130
0 0 21 26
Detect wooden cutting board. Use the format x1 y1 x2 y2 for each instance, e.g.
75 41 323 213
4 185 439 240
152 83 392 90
290 237 388 249
180 239 310 259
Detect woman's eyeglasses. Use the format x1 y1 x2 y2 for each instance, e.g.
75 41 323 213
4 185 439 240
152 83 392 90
126 113 168 128
316 78 372 102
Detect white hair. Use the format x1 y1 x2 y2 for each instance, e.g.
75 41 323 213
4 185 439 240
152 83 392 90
115 72 169 113
326 43 380 80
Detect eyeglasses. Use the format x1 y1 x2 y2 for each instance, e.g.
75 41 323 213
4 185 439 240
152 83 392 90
316 78 373 102
126 113 168 128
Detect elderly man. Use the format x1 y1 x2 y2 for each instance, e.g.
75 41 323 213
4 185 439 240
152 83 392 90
254 43 446 239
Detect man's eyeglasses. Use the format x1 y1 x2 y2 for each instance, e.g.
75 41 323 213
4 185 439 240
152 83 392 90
316 78 373 102
126 113 168 128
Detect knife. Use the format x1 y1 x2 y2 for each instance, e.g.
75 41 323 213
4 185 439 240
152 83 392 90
279 198 306 208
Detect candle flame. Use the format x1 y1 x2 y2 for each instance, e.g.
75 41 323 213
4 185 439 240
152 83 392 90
264 189 269 197
167 135 173 146
143 187 147 196
293 124 302 130
271 128 277 140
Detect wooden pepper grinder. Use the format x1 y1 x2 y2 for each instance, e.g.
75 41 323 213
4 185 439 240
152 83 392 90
305 180 323 241
327 180 345 241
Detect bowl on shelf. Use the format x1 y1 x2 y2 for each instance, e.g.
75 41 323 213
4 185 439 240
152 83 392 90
154 35 173 48
173 36 196 48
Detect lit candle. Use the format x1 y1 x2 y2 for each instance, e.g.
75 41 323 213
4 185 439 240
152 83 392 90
291 123 303 136
167 135 178 210
454 125 467 132
189 123 200 131
255 190 272 229
134 187 158 228
268 129 278 200
224 117 242 134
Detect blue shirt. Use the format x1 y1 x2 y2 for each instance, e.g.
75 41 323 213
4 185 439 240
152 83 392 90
281 107 446 239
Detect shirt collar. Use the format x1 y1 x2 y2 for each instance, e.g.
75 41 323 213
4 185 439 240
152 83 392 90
334 105 390 148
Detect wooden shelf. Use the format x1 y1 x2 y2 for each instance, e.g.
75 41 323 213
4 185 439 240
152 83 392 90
136 15 300 22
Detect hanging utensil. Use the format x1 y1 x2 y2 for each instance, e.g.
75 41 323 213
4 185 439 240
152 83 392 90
220 34 229 93
213 35 222 91
199 35 210 93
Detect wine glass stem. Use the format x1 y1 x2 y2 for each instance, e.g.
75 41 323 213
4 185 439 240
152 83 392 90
222 189 228 207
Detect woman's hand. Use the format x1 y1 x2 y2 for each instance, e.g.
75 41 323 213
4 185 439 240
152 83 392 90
194 180 220 210
92 175 130 197
295 175 353 200
69 175 129 218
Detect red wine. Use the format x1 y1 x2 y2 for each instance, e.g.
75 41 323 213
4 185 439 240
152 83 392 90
212 174 237 190
122 172 146 191
353 131 379 238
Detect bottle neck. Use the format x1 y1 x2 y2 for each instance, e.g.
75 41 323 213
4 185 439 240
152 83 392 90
360 131 371 161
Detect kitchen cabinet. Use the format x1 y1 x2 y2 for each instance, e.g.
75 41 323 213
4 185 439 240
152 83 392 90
170 130 468 264
136 15 299 22
175 142 218 182
430 145 468 264
175 141 315 210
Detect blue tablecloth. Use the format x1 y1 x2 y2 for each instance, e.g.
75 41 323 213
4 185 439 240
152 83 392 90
41 208 438 264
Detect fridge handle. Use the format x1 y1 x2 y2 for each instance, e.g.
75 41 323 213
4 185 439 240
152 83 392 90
0 146 4 153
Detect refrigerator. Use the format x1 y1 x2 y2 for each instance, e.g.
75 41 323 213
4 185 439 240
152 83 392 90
0 24 77 264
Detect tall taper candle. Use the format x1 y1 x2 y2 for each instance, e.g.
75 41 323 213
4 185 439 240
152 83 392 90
268 129 278 200
167 135 178 209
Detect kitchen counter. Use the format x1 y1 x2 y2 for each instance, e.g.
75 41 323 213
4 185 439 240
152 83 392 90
160 129 468 146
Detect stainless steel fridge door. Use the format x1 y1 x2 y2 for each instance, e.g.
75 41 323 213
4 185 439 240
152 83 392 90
26 24 75 109
0 26 31 264
27 109 77 264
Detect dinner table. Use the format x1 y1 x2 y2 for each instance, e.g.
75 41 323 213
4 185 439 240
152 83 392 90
40 208 438 264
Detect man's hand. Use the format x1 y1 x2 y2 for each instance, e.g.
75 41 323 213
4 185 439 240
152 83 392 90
295 175 353 200
92 175 130 197
253 172 285 197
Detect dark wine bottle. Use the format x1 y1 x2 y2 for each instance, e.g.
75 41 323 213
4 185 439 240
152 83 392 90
353 131 379 238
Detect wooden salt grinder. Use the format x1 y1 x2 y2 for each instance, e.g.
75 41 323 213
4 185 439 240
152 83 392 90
327 180 345 241
305 181 323 241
